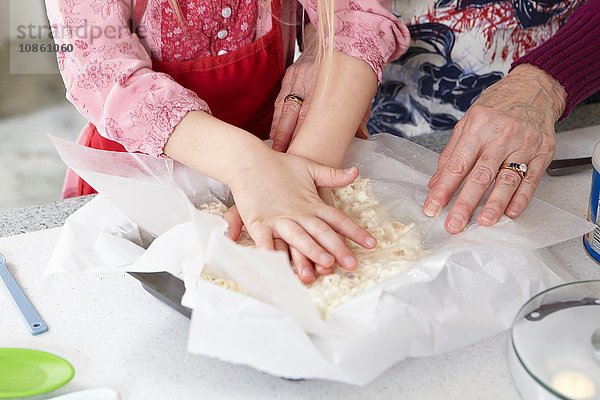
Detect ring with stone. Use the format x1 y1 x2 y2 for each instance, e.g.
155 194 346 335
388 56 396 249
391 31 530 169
500 162 528 178
284 93 304 106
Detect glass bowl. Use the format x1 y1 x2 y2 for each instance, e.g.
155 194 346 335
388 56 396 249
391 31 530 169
509 280 600 400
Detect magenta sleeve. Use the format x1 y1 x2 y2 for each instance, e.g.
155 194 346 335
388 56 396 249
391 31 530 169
511 0 600 119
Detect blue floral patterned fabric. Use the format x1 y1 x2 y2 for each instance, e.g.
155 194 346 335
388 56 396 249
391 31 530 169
369 0 584 137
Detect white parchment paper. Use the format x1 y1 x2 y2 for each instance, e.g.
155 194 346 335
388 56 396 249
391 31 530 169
46 134 594 385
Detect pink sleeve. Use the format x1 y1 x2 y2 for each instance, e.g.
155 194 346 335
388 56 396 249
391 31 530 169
44 0 210 157
300 0 410 81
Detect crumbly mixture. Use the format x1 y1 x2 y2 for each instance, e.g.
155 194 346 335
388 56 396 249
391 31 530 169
198 178 424 316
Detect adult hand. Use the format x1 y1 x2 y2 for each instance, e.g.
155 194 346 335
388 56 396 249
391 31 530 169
270 24 370 152
270 28 317 153
423 64 567 233
228 151 377 283
270 55 370 151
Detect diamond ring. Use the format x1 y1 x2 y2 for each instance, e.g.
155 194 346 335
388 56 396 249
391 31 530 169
500 162 528 178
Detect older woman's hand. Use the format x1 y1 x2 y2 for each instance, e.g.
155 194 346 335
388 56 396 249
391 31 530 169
423 64 567 233
269 23 318 152
270 23 371 152
270 53 316 152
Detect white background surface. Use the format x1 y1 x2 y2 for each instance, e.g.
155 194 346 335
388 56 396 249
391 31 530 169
1 126 600 399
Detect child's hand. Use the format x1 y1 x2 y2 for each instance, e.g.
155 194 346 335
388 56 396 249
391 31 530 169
227 151 377 282
223 201 339 284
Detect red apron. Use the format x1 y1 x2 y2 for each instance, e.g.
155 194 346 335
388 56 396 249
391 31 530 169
73 0 296 197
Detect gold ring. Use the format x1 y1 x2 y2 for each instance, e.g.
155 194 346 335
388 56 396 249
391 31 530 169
500 162 528 178
284 93 304 106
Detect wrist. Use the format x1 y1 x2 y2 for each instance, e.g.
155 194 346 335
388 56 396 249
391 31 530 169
511 64 567 121
227 145 278 191
165 110 272 187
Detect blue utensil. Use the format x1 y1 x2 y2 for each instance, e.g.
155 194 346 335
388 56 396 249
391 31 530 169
0 253 48 335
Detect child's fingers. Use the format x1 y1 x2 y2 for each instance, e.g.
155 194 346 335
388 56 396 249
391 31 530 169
300 217 357 271
290 246 317 284
315 264 333 276
223 205 243 240
275 219 335 269
246 225 275 251
316 205 377 250
315 232 343 275
273 238 289 254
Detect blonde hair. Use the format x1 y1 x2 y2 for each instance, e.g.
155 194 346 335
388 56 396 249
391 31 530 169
315 0 335 87
167 0 186 25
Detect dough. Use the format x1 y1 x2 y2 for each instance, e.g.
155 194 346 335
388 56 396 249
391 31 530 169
199 177 424 316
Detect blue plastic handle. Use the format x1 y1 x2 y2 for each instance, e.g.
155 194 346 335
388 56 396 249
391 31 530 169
0 253 48 335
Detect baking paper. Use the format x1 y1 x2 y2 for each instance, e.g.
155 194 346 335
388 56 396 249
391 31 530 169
46 134 594 385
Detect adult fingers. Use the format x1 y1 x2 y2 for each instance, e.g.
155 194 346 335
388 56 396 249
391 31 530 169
429 120 465 189
300 217 357 271
505 150 553 218
270 67 296 141
295 92 311 130
290 246 317 283
477 167 522 226
223 205 243 240
286 91 313 148
444 151 506 233
423 119 484 218
275 219 335 268
271 63 309 152
272 100 303 152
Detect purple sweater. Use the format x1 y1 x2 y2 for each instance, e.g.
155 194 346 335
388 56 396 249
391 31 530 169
512 0 600 119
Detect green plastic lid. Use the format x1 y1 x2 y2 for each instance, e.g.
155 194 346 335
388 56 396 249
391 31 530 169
0 348 74 399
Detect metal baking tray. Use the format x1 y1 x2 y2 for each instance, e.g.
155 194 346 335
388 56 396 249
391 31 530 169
128 272 191 318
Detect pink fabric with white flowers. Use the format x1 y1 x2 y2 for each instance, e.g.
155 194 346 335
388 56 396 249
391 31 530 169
45 0 409 158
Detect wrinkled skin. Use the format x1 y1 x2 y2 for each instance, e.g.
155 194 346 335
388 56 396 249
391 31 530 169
423 64 567 234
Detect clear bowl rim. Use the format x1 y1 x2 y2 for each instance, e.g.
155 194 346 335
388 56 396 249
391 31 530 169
510 279 600 400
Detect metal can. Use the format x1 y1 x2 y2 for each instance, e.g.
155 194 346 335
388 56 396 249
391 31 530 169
584 141 600 262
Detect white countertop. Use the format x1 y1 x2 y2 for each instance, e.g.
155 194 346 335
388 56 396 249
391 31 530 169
1 126 600 400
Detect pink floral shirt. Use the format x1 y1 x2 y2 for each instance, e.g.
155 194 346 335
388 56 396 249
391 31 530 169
45 0 410 157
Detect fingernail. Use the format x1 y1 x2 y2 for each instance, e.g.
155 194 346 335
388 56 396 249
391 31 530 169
301 267 313 279
224 229 230 238
447 215 465 232
343 256 357 269
344 167 356 175
480 209 496 224
423 199 441 217
506 205 520 217
319 253 334 265
365 236 377 248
